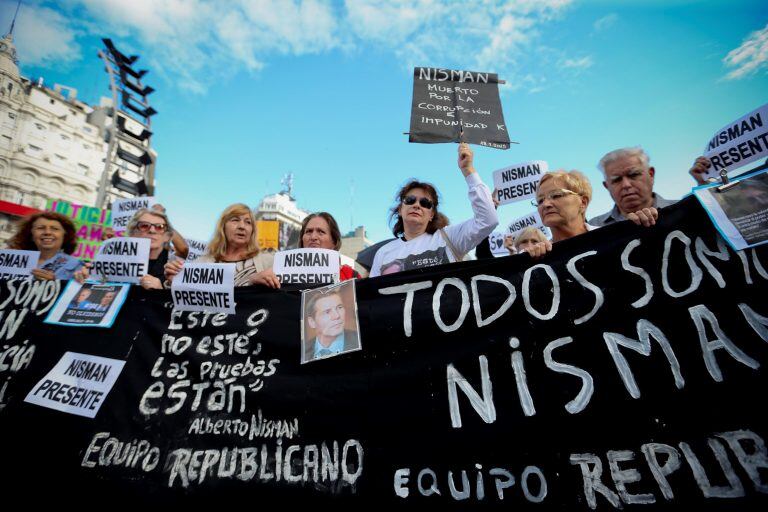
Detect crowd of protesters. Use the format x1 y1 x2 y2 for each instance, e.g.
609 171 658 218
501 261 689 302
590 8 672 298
3 147 748 285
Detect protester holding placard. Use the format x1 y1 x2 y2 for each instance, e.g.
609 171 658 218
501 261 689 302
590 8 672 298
76 208 182 290
7 212 83 280
300 212 360 281
370 143 498 276
164 203 274 287
589 147 668 227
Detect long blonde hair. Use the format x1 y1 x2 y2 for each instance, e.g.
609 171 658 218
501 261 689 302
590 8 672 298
207 203 260 261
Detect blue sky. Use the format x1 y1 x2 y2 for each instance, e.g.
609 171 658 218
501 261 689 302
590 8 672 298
2 0 767 245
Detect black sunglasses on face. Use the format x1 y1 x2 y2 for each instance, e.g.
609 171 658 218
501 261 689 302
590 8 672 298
402 195 434 209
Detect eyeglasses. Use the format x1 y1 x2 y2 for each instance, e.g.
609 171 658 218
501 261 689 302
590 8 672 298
402 195 434 209
136 221 167 233
607 169 645 186
532 188 579 207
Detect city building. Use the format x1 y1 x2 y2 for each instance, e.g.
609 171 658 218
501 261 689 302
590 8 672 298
0 33 148 245
253 174 309 250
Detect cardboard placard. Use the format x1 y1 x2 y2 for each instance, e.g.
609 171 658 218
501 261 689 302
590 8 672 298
273 248 340 285
409 67 510 149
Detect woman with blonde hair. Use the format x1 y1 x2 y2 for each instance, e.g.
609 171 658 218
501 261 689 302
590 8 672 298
164 203 275 287
506 226 549 254
524 170 654 258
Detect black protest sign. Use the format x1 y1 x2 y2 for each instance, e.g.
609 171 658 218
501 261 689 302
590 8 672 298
1 197 768 510
409 67 511 149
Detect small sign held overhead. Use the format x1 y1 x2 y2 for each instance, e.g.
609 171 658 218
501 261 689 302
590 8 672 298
408 67 511 149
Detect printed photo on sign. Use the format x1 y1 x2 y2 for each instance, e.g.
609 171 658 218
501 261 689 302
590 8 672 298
273 248 340 286
24 351 126 418
493 160 548 206
111 196 156 235
703 103 768 178
693 168 768 250
89 237 150 284
44 281 129 328
0 249 39 279
300 280 361 364
172 262 236 315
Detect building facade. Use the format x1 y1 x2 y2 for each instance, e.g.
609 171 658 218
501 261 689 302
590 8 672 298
0 34 142 245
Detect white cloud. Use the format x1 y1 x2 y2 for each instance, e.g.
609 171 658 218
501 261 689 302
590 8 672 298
723 23 768 80
5 0 578 94
0 0 81 68
593 13 617 32
560 56 593 70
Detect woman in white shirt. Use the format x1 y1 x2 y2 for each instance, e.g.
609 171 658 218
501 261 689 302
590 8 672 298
370 143 498 277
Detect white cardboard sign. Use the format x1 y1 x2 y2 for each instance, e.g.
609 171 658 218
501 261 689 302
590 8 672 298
506 210 551 240
273 248 340 285
111 196 157 234
0 249 39 278
487 232 510 257
90 237 150 284
185 239 208 262
24 351 126 418
492 160 549 205
703 103 768 179
172 262 235 314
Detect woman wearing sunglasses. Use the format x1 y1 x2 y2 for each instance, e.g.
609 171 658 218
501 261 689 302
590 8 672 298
370 143 498 277
76 207 184 289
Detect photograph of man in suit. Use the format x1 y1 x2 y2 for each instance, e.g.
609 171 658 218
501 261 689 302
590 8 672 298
302 284 360 362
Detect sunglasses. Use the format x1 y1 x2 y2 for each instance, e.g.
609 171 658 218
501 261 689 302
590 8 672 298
136 221 167 233
402 195 434 209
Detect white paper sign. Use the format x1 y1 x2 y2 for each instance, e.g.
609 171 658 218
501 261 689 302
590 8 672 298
487 232 511 257
492 160 549 205
111 196 157 234
185 238 208 262
172 262 235 314
273 248 340 285
703 103 768 179
24 351 125 418
0 249 39 278
506 210 552 240
89 237 150 283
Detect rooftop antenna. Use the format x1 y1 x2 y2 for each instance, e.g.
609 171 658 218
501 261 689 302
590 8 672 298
8 0 22 36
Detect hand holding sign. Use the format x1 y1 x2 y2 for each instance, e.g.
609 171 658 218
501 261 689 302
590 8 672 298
458 143 476 176
493 160 548 206
171 263 236 314
408 67 511 149
90 237 150 284
273 249 340 287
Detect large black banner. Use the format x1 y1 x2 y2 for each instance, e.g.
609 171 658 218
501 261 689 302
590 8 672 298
1 196 767 510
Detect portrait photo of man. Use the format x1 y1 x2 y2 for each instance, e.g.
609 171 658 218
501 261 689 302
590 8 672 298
301 280 361 363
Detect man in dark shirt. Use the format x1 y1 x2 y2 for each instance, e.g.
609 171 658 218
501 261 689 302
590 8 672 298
590 146 674 227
